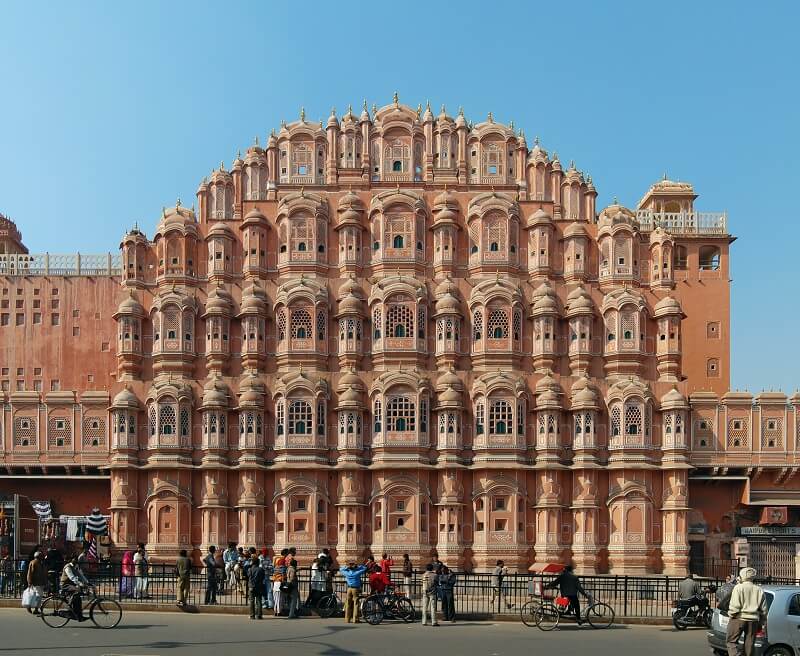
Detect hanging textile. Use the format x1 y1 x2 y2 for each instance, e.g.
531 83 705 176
88 537 98 562
85 508 107 536
65 519 79 542
31 501 52 521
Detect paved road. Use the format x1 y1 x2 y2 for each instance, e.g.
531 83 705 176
0 609 711 656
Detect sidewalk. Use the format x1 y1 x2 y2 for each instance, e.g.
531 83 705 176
0 598 673 625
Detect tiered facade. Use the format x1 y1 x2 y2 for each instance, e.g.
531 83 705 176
1 98 795 575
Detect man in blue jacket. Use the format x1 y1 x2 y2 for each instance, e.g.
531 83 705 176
340 561 368 623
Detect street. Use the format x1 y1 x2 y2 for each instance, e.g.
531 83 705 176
0 609 711 656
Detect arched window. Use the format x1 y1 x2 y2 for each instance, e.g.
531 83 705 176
392 160 402 172
487 309 509 339
473 310 483 341
288 400 312 435
393 235 404 249
386 302 414 339
674 245 688 270
489 400 513 435
490 242 499 252
699 246 720 271
291 308 312 341
386 396 416 432
298 242 306 252
159 404 176 435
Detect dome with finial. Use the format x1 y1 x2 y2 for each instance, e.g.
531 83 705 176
338 189 364 212
115 291 145 317
660 387 688 409
598 201 637 230
238 371 265 405
240 281 268 314
436 367 463 391
210 162 232 184
338 287 365 315
112 387 140 409
528 136 548 164
434 278 461 314
207 221 235 239
455 106 467 128
337 367 364 391
564 222 589 238
571 377 599 408
242 206 268 228
564 286 594 316
156 201 198 236
360 99 370 123
422 100 433 123
327 106 339 128
529 281 559 316
550 152 562 171
232 151 244 170
202 376 229 407
432 187 459 225
653 295 683 318
535 372 561 396
204 284 234 315
527 208 553 229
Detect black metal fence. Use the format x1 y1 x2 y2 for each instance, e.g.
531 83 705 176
2 561 795 619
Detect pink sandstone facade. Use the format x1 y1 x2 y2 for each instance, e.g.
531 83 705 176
0 98 797 575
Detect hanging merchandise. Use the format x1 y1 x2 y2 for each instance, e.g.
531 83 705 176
31 501 52 522
65 519 79 542
85 508 108 536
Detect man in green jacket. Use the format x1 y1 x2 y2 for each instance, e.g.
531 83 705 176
175 549 192 607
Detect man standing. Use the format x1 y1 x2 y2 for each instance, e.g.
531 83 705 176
678 572 701 600
402 554 413 598
490 560 514 610
726 567 767 656
175 549 192 608
285 558 300 619
26 551 48 613
272 548 289 615
340 561 368 623
544 564 591 625
438 565 457 622
204 545 218 605
133 545 150 599
421 563 439 626
248 554 266 619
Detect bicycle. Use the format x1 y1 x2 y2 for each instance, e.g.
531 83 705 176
361 586 415 625
520 597 543 627
39 587 123 629
534 595 615 630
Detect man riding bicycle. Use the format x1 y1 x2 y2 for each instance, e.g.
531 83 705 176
60 554 92 621
544 564 591 625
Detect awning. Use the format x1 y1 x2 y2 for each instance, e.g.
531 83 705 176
528 562 565 574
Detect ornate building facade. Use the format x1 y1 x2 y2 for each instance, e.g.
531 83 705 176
0 98 796 575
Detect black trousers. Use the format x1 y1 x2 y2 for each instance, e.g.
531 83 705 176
62 584 83 619
566 595 581 622
205 576 217 604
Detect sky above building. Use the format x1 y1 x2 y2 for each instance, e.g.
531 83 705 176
0 0 797 393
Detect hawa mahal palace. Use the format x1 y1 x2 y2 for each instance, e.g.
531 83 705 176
0 97 797 576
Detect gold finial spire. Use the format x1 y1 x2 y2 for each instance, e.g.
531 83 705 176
458 106 464 116
440 103 446 114
509 120 514 130
487 111 494 123
416 103 422 118
534 135 540 146
393 91 399 105
613 195 619 204
347 103 353 115
254 135 259 146
220 161 225 171
372 103 377 115
300 185 305 197
426 99 431 111
300 106 306 121
362 98 368 111
176 198 182 208
237 149 242 158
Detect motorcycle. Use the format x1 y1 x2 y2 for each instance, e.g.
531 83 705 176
672 584 716 630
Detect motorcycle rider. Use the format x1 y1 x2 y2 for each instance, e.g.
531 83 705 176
678 572 701 600
60 554 92 621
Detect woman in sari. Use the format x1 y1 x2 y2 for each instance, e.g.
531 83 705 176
120 551 134 598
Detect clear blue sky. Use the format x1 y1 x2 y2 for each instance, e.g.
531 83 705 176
0 0 797 393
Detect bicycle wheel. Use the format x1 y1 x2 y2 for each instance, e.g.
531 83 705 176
90 597 122 629
39 596 71 629
520 600 541 627
316 594 338 618
394 597 415 623
586 601 614 629
361 596 384 625
534 603 560 631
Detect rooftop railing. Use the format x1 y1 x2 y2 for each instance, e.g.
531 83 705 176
636 210 727 235
0 253 121 276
